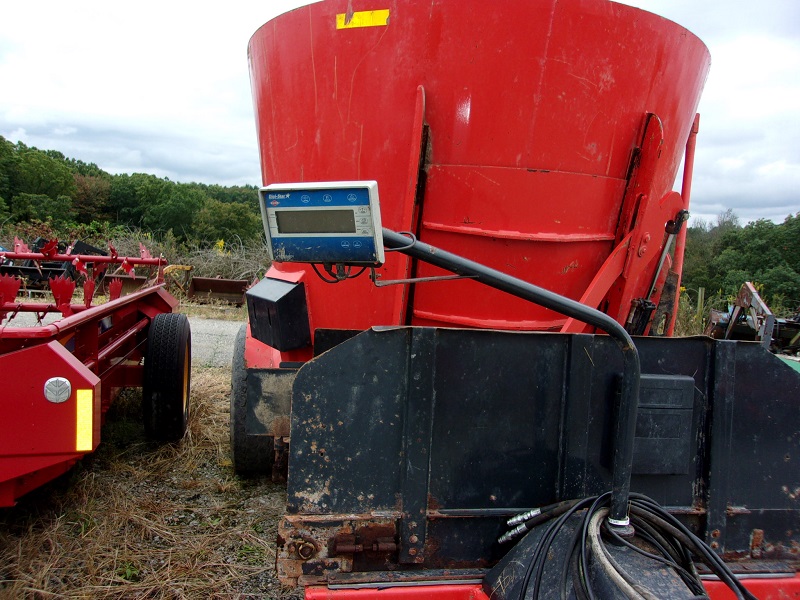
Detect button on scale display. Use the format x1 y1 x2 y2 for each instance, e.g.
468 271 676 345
259 181 385 265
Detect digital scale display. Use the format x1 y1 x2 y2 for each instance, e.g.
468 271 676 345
259 181 385 265
275 209 355 234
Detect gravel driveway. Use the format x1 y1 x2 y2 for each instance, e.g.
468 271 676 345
188 317 242 368
2 311 242 370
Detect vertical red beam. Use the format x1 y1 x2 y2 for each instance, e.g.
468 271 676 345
667 113 700 336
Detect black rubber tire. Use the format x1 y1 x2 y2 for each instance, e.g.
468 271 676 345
230 324 275 474
143 312 191 442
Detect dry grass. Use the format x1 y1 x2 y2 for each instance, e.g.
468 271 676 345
176 302 248 323
0 368 300 599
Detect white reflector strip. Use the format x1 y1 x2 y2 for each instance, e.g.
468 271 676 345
76 389 93 451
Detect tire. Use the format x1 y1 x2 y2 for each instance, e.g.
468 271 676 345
143 312 191 442
230 324 275 474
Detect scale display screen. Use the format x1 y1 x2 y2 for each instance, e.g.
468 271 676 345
260 181 385 265
275 209 355 234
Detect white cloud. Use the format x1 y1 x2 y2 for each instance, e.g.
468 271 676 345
758 160 799 178
620 0 800 224
5 127 27 142
716 157 745 172
0 0 311 185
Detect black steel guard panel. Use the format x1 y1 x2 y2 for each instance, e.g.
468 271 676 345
286 327 799 573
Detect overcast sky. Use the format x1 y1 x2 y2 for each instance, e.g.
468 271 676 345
1 1 798 226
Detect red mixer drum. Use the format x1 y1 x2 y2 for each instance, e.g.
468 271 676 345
248 0 710 337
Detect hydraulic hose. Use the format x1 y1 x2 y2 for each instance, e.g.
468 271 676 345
495 493 754 600
382 228 641 526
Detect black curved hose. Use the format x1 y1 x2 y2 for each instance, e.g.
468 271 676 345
498 493 755 600
382 228 641 525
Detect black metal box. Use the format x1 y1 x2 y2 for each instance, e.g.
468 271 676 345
246 278 311 351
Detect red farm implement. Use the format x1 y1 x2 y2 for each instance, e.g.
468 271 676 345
0 239 191 507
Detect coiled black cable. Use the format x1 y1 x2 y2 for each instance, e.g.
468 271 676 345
500 493 759 600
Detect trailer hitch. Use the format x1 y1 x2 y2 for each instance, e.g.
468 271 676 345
381 228 642 531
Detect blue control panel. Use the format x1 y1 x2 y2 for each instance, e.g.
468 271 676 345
260 181 385 265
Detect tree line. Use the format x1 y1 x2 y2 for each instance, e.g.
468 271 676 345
680 209 800 316
1 135 798 314
0 135 263 244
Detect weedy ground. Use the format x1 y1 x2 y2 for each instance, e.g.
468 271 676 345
176 301 248 323
0 367 301 599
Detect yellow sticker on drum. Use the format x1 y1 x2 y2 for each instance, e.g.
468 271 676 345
336 9 390 29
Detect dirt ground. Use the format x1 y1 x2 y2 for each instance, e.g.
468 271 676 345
0 366 302 599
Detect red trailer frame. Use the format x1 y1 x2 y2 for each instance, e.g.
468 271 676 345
304 577 800 600
0 242 191 506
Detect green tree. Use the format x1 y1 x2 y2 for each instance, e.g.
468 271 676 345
680 220 713 294
180 182 259 209
11 193 76 225
193 198 262 243
142 184 206 239
777 213 800 274
15 147 77 200
207 184 259 207
693 215 800 307
715 208 740 232
0 135 19 204
109 173 142 225
681 209 800 312
109 173 171 226
757 264 800 302
44 149 108 177
73 173 111 222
